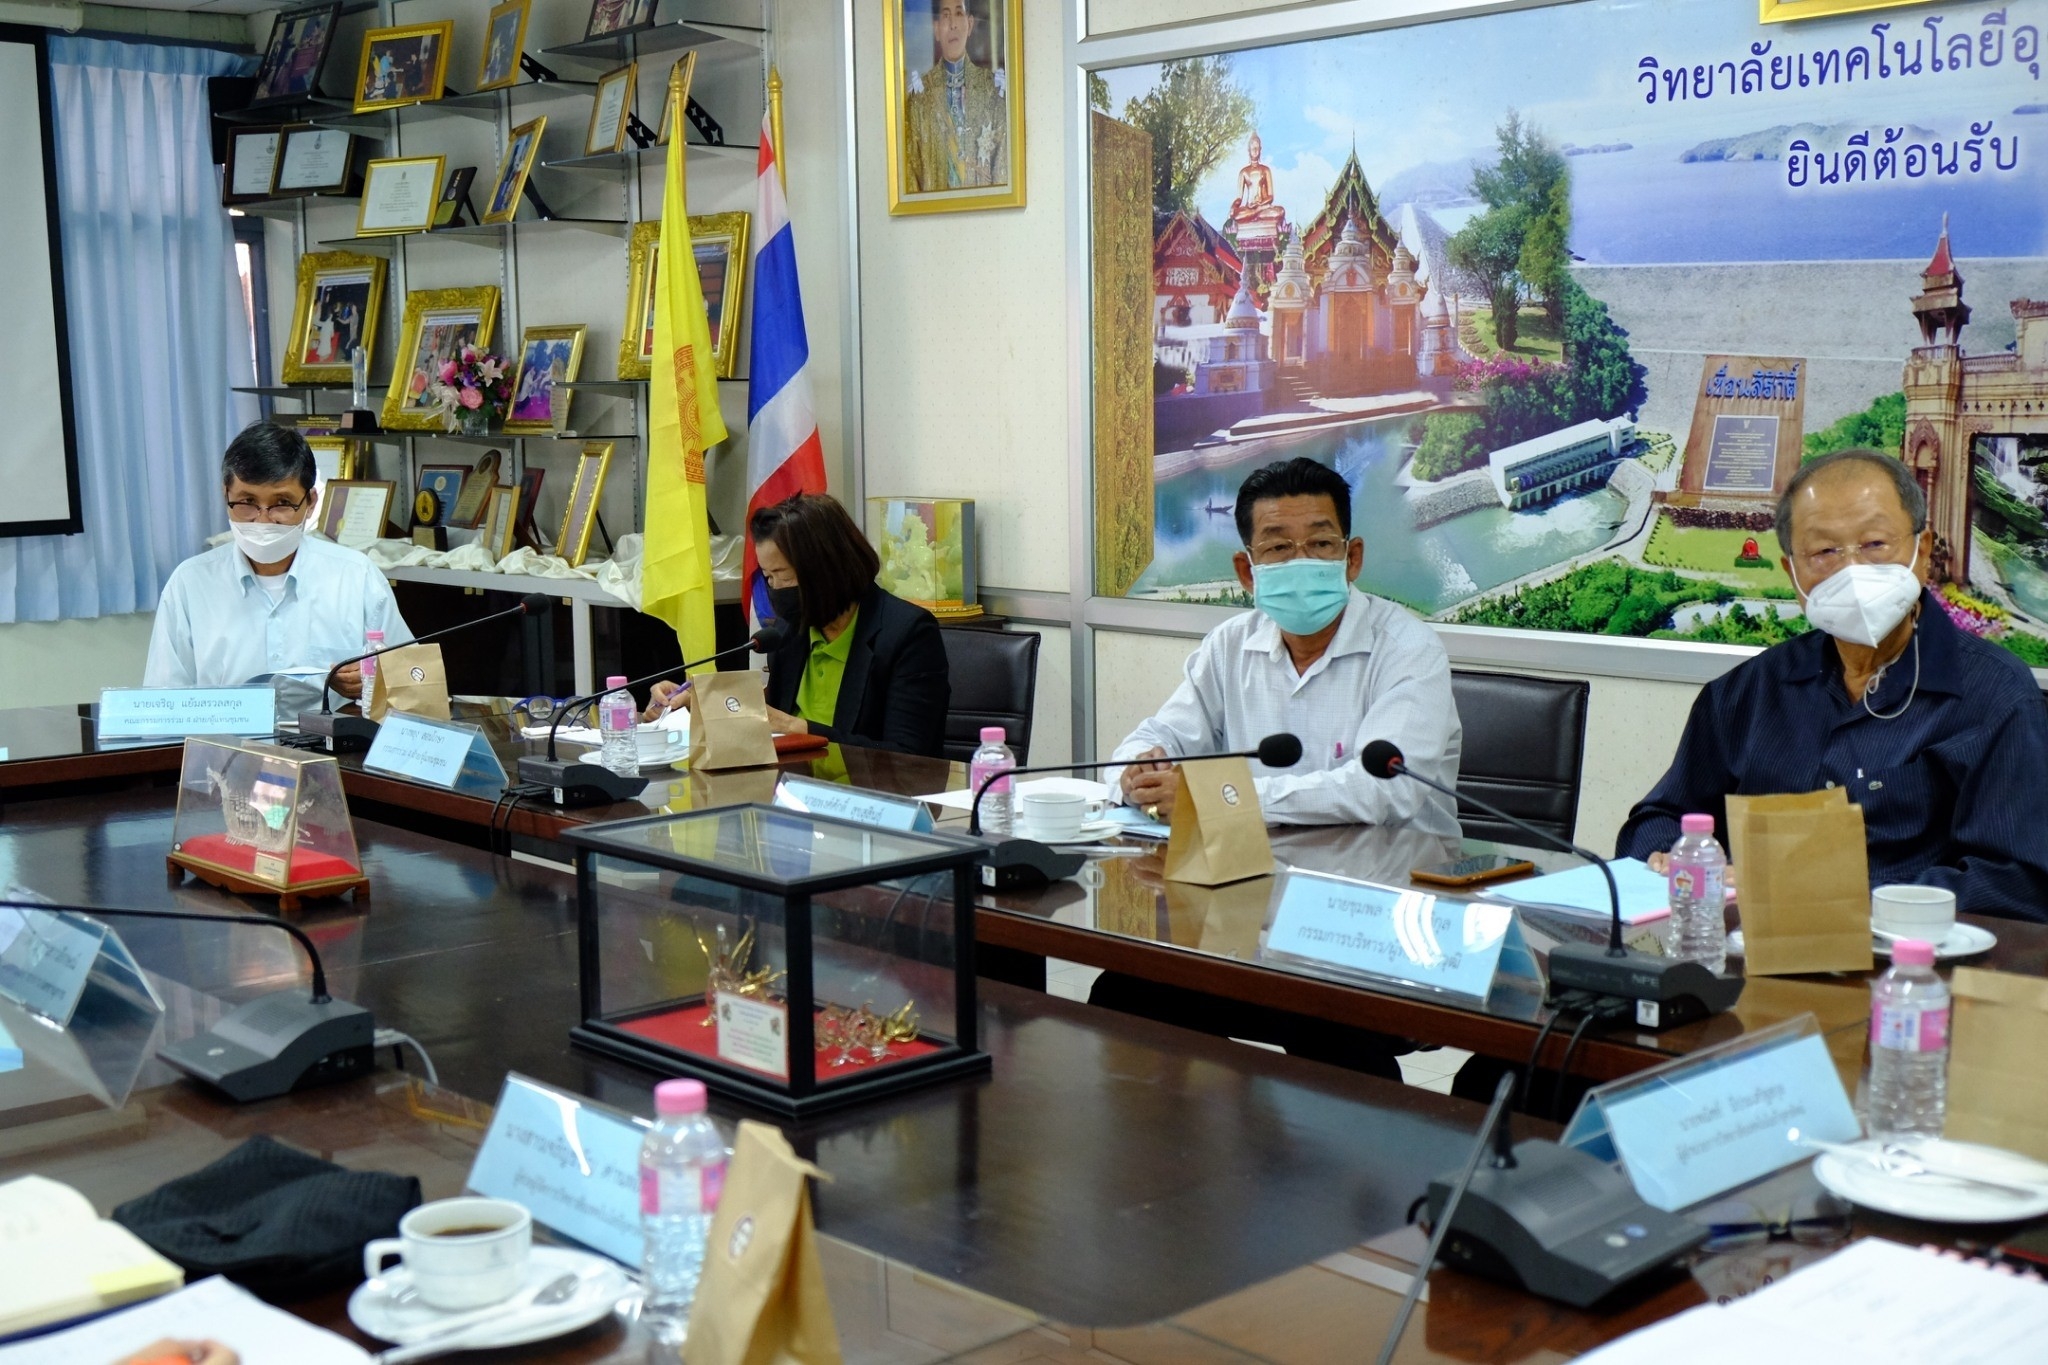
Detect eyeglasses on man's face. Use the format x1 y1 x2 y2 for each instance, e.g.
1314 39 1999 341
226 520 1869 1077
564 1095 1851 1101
226 497 311 524
1247 534 1350 566
1796 537 1915 578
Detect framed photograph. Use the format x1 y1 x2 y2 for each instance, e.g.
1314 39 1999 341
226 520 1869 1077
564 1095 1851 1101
584 64 636 158
353 21 454 114
557 442 613 568
281 250 386 386
274 127 355 195
223 126 284 205
305 435 359 487
504 325 587 434
251 1 341 106
655 51 696 145
515 467 546 550
416 465 468 528
452 449 503 528
482 116 547 225
479 483 520 560
618 220 660 380
382 286 501 431
584 0 658 42
433 165 477 228
356 155 444 236
687 211 749 379
318 479 394 549
883 0 1024 215
477 0 531 92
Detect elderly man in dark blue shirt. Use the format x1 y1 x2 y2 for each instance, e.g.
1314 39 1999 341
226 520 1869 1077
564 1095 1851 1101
1617 448 2048 922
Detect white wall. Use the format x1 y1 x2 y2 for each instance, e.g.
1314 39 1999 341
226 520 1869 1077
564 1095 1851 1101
0 615 156 707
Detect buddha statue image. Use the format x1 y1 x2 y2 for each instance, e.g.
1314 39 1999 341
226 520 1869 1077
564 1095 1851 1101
1225 133 1287 256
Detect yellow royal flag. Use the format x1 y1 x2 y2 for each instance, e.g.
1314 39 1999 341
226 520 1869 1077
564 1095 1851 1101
643 72 729 665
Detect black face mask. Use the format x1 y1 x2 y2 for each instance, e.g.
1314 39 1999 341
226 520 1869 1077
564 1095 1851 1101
767 585 804 628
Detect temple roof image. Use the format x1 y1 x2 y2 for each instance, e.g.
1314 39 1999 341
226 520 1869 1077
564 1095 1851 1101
1154 209 1244 281
1301 147 1401 283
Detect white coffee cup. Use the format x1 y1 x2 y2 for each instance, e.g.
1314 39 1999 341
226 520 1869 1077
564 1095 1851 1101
363 1196 532 1310
1017 790 1090 842
1871 884 1957 944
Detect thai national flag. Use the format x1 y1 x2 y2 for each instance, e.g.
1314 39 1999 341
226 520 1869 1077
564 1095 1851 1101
743 111 829 626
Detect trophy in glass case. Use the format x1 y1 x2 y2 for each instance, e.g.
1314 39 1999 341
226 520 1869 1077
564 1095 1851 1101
167 739 367 910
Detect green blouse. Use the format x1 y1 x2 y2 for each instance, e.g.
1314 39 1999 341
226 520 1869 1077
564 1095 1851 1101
794 607 858 728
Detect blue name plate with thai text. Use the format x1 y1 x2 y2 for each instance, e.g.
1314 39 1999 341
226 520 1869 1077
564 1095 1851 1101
97 687 276 740
469 1073 650 1266
364 714 507 795
1563 1017 1859 1211
1260 871 1539 1000
774 775 934 833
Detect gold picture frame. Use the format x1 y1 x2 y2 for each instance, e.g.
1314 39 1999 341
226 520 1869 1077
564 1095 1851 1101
317 479 395 548
477 0 531 92
381 286 501 431
305 435 360 483
584 63 637 157
689 211 750 380
281 251 386 386
619 220 660 380
503 324 587 434
882 0 1024 215
482 116 547 225
655 50 695 145
353 21 454 113
479 483 520 561
558 442 613 568
355 154 445 236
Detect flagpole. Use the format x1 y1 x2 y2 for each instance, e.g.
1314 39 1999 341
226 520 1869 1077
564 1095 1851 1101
768 64 785 189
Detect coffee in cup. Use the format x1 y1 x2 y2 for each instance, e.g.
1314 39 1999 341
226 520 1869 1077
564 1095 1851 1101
363 1196 532 1310
1871 884 1957 946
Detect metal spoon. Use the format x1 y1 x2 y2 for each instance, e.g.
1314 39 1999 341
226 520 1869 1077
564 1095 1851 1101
374 1272 583 1364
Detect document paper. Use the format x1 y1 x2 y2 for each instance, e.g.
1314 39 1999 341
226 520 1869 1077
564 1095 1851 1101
0 1275 368 1364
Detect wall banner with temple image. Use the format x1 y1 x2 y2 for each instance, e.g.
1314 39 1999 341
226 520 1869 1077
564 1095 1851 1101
1090 0 2048 666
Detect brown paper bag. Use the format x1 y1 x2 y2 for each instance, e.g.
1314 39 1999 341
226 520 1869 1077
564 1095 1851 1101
365 643 451 721
1725 789 1872 976
684 1119 842 1365
1946 967 2048 1161
688 670 777 771
1162 756 1274 887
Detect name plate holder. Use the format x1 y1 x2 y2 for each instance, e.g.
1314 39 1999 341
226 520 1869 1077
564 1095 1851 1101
468 1072 651 1266
363 713 508 795
772 774 935 833
1258 869 1540 1001
97 687 276 743
1561 1013 1860 1212
0 896 164 1029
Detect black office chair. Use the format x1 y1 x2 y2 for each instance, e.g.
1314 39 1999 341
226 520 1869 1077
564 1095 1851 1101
1448 670 1590 847
940 627 1041 765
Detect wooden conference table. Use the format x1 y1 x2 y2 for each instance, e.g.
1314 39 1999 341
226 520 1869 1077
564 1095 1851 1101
2 789 2027 1365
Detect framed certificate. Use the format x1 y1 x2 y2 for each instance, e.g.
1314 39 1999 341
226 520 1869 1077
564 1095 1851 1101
223 126 284 205
557 442 612 567
584 64 636 157
318 479 395 548
356 155 444 236
479 483 520 560
275 127 355 194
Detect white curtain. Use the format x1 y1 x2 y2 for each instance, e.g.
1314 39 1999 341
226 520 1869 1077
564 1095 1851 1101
0 36 256 623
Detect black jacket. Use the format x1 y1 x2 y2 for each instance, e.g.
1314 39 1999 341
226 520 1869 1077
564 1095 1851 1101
765 583 950 756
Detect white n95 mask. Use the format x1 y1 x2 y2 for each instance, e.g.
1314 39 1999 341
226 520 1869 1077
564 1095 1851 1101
231 519 304 566
1795 541 1921 648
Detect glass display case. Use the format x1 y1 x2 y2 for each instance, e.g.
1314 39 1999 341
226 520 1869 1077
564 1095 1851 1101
869 497 980 619
564 805 990 1116
167 738 366 911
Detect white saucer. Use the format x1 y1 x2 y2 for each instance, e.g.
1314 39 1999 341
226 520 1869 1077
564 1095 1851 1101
1813 1139 2048 1223
1874 922 1997 960
348 1245 631 1348
1026 823 1122 846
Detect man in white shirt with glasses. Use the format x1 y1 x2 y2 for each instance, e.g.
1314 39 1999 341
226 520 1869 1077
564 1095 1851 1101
1107 455 1463 835
144 422 411 703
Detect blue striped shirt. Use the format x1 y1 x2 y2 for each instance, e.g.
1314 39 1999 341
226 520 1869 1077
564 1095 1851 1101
1617 592 2048 922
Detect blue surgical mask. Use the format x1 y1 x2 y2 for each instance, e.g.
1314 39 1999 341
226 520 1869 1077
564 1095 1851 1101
1250 558 1351 635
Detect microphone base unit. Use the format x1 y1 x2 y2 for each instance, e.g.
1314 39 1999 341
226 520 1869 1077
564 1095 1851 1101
1546 943 1746 1030
297 709 381 753
1425 1139 1706 1308
516 755 650 807
157 992 376 1103
974 837 1087 891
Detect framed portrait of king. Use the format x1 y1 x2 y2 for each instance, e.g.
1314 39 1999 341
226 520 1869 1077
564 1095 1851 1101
883 0 1024 215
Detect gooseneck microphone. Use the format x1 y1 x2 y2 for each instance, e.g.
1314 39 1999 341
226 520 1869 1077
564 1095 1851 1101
967 732 1303 836
516 619 791 806
300 591 557 750
0 898 373 1103
1358 739 1742 1030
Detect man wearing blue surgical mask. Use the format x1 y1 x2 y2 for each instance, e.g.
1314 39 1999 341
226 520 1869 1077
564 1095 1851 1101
1107 456 1462 834
1617 447 2048 920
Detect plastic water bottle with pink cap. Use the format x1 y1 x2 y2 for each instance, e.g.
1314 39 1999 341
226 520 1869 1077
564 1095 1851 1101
968 725 1016 835
1867 939 1949 1140
1666 812 1727 975
639 1078 728 1342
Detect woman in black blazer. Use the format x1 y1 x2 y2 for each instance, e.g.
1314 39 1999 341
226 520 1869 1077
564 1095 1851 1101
647 493 951 756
